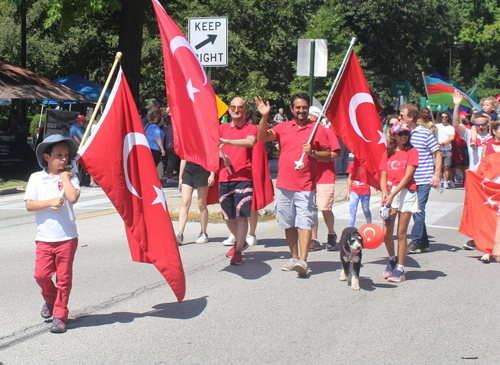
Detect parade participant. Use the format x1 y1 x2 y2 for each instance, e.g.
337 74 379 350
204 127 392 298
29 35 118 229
346 158 372 228
256 93 331 276
469 96 498 148
380 122 419 282
219 97 258 265
70 115 86 145
145 108 165 167
435 111 455 188
478 120 500 262
453 91 492 250
176 160 215 245
307 108 341 252
403 104 442 254
384 114 399 143
417 107 434 131
24 134 81 333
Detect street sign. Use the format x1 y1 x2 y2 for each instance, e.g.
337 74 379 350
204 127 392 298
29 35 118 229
297 39 328 77
188 17 228 67
390 81 410 96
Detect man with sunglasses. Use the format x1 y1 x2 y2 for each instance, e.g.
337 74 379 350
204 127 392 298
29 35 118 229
401 104 442 254
452 91 492 250
219 97 258 265
435 111 455 188
256 93 331 277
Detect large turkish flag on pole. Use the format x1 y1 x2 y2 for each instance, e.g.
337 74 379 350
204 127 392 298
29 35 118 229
77 68 185 303
152 0 220 173
326 52 387 190
459 153 500 256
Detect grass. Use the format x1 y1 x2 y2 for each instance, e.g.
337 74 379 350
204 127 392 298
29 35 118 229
0 173 30 189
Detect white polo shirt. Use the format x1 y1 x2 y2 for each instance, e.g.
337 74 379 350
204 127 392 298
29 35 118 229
24 169 80 242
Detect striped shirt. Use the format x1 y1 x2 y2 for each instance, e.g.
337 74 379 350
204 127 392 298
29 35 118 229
410 125 439 185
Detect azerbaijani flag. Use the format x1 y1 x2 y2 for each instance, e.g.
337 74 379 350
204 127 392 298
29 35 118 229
424 76 480 110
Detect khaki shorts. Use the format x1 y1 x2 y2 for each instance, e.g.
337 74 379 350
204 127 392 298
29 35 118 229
390 186 420 213
316 183 335 211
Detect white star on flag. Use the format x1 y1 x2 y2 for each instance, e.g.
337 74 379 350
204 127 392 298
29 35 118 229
186 79 200 102
377 130 387 146
152 185 167 211
483 196 499 209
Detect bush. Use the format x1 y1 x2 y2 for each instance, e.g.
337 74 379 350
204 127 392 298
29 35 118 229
29 113 45 137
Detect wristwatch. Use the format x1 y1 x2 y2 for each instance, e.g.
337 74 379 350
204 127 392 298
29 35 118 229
311 150 316 157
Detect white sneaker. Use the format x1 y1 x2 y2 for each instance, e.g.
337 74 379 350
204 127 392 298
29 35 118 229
196 233 209 244
246 235 257 246
448 180 455 188
443 180 449 189
222 234 236 246
282 258 299 271
293 260 309 277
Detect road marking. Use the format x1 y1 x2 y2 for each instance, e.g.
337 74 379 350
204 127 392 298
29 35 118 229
77 209 117 220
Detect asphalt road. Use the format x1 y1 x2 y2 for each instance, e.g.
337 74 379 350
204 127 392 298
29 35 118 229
0 184 499 364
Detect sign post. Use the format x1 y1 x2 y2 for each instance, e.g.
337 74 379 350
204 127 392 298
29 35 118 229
297 39 328 104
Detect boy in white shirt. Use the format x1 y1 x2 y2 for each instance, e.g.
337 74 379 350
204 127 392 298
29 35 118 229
24 134 80 333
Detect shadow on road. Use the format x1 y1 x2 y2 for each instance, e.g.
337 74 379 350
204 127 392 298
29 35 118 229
70 296 208 329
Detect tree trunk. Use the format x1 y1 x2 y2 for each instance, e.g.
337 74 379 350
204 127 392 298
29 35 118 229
118 0 147 106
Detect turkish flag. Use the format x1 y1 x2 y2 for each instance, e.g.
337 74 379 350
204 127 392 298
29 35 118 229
459 153 500 255
77 68 185 303
152 0 220 173
326 52 387 190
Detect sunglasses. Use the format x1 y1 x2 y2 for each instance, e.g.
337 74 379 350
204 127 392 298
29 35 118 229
230 105 244 111
476 122 488 127
396 131 410 136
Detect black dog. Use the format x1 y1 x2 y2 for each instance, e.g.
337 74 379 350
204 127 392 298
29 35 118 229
339 227 363 290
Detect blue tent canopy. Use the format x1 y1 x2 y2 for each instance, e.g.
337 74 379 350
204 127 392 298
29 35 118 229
43 74 110 104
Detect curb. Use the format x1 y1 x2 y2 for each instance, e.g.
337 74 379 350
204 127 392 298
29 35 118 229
0 185 26 196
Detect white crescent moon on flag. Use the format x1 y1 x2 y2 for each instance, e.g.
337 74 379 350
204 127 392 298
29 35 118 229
170 36 207 86
363 227 376 241
123 132 149 199
390 161 399 170
349 93 374 142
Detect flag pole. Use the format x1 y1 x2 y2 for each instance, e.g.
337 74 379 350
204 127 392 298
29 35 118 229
295 37 356 170
467 84 477 97
78 52 123 153
421 72 436 124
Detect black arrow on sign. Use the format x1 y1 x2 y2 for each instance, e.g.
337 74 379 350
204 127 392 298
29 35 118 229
195 34 217 50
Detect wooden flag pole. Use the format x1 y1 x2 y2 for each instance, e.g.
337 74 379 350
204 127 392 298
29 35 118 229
422 72 436 124
78 52 122 153
295 37 356 170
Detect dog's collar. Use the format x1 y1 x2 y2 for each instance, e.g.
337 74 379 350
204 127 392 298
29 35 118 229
343 244 359 257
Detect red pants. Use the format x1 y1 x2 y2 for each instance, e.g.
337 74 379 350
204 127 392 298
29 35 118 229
34 238 78 321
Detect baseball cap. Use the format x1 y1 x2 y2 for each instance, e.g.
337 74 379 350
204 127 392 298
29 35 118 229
459 111 470 116
148 100 160 109
35 134 78 168
76 115 86 122
308 106 322 118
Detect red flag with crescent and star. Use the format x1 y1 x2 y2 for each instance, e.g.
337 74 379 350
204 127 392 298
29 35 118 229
77 68 185 303
459 153 500 256
152 0 220 173
326 51 387 190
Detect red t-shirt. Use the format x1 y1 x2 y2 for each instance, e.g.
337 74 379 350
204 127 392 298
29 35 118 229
272 120 330 191
455 126 466 147
219 121 258 182
378 148 419 191
347 161 371 195
316 128 341 184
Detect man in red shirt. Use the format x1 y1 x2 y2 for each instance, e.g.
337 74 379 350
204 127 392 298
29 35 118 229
219 97 257 265
256 93 331 276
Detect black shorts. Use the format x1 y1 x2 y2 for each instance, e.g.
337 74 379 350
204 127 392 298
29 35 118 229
459 145 469 167
182 161 210 188
219 181 253 220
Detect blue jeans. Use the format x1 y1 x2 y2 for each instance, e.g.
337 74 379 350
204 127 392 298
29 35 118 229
349 192 372 227
410 183 431 247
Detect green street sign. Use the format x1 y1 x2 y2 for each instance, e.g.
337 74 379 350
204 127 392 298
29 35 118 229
390 81 410 96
